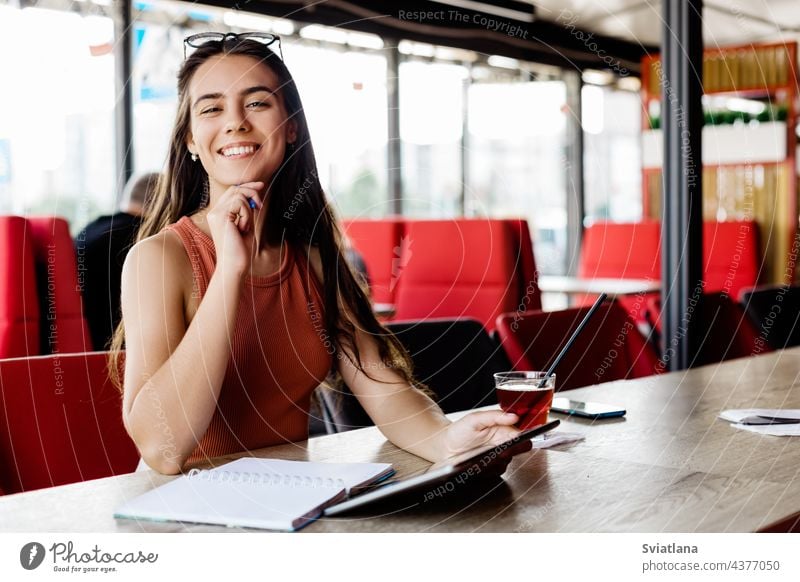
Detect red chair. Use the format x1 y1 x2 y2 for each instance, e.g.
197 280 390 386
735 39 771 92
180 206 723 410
394 219 520 331
578 221 662 280
0 216 40 358
26 217 93 353
0 351 138 493
645 292 767 366
342 218 405 305
703 221 760 299
506 219 542 312
577 221 661 325
496 301 661 392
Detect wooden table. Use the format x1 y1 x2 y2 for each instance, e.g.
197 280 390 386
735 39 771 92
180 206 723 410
2 348 799 532
538 275 661 298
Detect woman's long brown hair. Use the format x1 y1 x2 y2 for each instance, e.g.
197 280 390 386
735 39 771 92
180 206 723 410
109 38 417 394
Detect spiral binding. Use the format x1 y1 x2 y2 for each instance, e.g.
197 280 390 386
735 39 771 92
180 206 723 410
187 468 346 489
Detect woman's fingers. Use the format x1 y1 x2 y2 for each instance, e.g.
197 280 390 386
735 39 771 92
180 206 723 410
227 193 260 233
214 182 264 235
464 410 519 431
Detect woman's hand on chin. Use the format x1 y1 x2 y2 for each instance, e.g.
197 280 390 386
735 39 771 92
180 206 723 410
206 181 264 279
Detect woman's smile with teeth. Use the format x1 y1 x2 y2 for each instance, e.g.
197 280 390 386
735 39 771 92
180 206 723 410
221 144 259 157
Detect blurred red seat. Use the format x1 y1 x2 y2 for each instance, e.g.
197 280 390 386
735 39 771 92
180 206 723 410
0 351 138 493
342 218 405 305
703 221 760 299
496 301 661 391
506 218 542 312
579 221 662 280
577 221 661 325
394 219 519 330
0 216 40 358
26 217 92 353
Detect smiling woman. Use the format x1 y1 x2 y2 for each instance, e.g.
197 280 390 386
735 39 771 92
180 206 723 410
108 33 523 475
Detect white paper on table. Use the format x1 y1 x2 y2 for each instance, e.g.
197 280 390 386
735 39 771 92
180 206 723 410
719 409 800 436
531 431 585 448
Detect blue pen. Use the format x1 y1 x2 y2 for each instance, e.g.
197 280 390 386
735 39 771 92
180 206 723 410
236 184 257 209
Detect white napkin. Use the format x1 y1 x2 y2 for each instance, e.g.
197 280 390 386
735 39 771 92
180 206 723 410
531 431 585 448
719 409 800 436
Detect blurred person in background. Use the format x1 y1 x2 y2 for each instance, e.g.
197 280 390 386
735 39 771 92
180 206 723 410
76 172 160 350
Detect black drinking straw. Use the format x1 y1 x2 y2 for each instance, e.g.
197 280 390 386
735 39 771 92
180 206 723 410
537 293 608 388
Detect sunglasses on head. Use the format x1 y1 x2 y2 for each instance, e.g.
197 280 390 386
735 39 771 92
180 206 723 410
183 32 283 60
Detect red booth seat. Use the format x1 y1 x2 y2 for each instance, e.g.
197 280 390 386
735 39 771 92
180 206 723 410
26 217 93 354
343 218 540 331
703 221 761 299
579 220 662 281
393 219 520 330
579 220 761 298
342 218 405 305
0 351 139 493
0 216 40 358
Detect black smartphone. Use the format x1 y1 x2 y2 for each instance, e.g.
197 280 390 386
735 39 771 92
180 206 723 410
550 397 626 419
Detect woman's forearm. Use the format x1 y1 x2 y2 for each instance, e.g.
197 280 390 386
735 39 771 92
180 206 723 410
126 272 243 473
369 386 454 462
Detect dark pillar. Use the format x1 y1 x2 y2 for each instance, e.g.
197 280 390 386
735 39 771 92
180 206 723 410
661 0 704 370
386 41 402 216
563 70 585 275
114 0 134 203
460 66 470 216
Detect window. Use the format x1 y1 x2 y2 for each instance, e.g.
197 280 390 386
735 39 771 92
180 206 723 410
400 61 468 217
0 6 116 232
583 85 642 222
288 45 388 218
468 79 568 274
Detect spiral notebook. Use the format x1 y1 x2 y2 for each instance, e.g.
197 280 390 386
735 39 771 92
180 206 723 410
114 458 394 531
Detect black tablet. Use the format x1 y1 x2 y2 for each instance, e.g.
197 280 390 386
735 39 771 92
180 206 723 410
323 419 560 516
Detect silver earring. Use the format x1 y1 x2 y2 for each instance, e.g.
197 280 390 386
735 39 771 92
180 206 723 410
191 152 198 162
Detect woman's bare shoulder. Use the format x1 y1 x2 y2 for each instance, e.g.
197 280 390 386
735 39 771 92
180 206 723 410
123 228 192 283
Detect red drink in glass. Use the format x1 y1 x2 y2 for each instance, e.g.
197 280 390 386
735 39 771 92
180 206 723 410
494 372 555 429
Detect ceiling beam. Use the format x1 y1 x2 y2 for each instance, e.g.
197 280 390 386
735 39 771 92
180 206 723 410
188 0 654 74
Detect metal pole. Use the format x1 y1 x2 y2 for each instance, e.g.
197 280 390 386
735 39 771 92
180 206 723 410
460 65 471 216
114 0 134 204
563 70 585 276
386 40 402 216
661 0 704 371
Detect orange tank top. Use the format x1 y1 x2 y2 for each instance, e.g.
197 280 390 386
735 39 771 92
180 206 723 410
166 217 333 464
